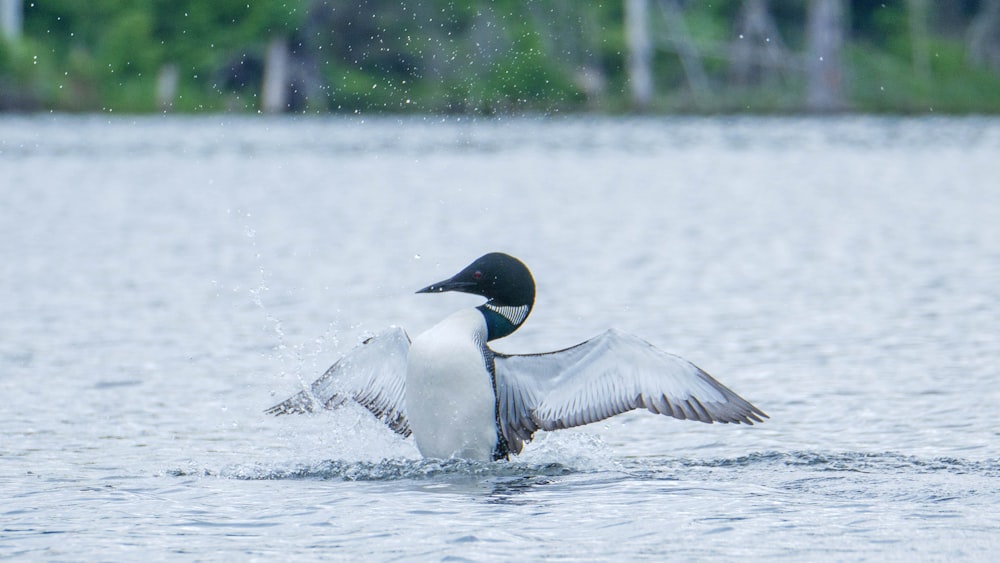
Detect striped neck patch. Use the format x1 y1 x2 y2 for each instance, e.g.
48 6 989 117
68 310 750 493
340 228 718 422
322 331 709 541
483 302 531 328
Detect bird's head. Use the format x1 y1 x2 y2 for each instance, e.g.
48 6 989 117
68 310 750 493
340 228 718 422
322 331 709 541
417 252 535 340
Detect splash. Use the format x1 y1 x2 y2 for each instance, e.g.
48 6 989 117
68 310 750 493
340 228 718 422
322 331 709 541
216 457 579 482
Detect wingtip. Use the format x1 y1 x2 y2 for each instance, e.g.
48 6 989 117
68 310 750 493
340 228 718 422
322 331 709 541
264 402 296 416
749 405 769 423
736 406 769 425
264 391 318 417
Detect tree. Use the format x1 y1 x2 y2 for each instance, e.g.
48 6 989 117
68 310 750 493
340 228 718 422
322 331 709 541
0 0 21 41
625 0 653 110
806 0 845 112
729 0 791 88
908 0 930 81
969 0 1000 74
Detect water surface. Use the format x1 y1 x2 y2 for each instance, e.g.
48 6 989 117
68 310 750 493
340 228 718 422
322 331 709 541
2 115 999 559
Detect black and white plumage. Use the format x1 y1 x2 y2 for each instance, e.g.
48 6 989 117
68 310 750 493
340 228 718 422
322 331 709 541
267 252 767 461
265 326 412 437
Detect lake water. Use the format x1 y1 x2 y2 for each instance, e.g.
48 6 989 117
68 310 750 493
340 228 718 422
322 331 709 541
2 114 999 560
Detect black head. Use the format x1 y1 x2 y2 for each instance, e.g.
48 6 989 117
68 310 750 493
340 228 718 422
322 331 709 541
417 252 535 340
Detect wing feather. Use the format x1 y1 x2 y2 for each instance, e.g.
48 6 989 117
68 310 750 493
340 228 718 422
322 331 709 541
265 327 412 437
494 329 767 451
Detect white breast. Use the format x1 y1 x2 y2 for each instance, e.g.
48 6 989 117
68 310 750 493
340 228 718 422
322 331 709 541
405 308 498 461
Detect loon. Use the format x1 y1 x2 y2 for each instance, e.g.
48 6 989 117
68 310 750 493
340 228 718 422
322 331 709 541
267 252 767 461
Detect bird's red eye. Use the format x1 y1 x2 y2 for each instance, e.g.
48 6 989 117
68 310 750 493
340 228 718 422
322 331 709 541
473 270 483 280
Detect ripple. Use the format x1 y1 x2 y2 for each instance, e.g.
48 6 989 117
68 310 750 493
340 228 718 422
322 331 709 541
715 451 992 473
626 450 1000 479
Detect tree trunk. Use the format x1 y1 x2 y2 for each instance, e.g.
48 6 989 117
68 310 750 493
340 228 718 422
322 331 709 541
729 0 791 88
625 0 654 111
262 36 290 113
0 0 22 41
908 0 931 82
658 0 710 102
805 0 845 112
969 0 1000 74
155 64 179 112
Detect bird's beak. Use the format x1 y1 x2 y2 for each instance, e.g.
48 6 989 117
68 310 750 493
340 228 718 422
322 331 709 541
415 277 476 294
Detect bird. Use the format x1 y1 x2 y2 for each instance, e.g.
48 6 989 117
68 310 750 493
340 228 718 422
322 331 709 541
267 252 767 461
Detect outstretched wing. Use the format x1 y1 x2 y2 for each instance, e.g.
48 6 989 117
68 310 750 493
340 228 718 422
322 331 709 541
494 329 767 453
266 327 412 437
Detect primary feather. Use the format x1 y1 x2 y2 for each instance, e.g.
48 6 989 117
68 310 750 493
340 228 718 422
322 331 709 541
493 329 766 454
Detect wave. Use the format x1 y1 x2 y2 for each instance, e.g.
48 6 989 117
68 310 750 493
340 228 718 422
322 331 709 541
167 450 999 483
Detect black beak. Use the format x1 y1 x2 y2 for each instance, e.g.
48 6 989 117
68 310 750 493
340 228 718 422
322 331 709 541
416 277 477 294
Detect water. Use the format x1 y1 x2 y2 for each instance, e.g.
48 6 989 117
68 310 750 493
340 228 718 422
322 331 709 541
2 115 999 559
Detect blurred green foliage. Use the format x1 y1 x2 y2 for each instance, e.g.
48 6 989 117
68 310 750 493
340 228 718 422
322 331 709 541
1 0 999 113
